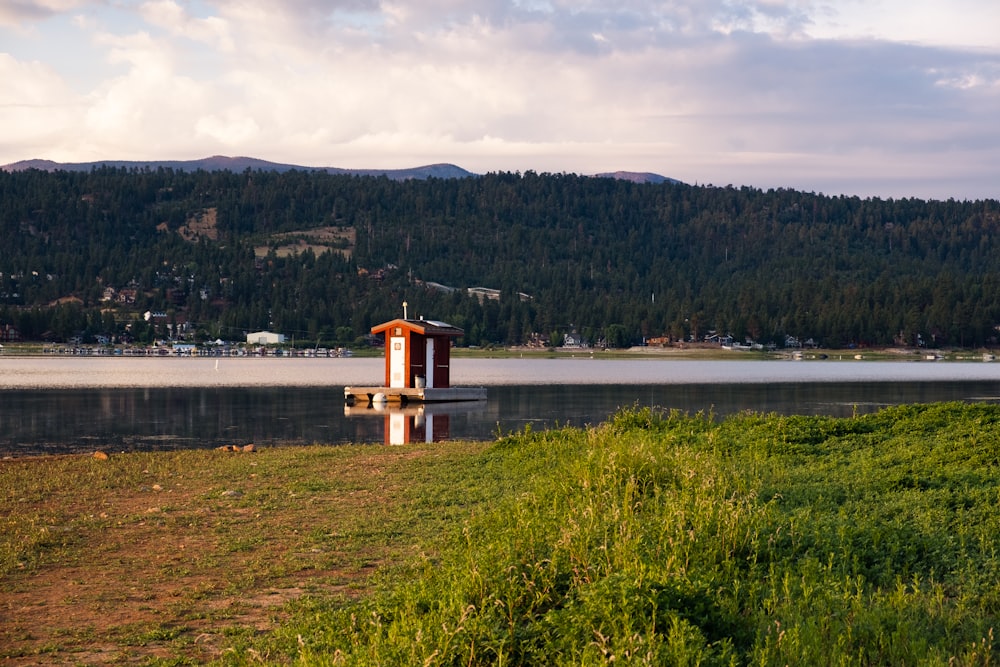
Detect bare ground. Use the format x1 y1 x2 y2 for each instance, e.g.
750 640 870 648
1 445 468 665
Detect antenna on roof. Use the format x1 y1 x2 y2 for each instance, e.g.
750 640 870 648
403 301 409 319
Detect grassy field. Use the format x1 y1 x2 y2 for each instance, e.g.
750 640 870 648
4 403 1000 664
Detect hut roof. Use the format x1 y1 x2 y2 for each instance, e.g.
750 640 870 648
370 318 464 337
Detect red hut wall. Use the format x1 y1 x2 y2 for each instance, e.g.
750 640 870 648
408 333 427 386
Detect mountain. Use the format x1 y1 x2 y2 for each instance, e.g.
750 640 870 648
1 156 680 184
594 171 678 185
0 156 477 181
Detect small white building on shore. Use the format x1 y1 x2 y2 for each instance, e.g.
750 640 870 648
246 331 286 345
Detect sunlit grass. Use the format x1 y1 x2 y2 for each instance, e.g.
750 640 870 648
228 403 1000 665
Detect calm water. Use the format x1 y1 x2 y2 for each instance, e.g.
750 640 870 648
3 357 1000 455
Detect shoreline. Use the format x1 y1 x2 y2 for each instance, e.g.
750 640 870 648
4 342 998 361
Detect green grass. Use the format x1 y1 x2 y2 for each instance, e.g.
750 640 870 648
220 403 1000 665
6 403 1000 664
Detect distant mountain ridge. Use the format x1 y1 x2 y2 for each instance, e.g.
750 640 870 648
0 156 677 183
594 171 680 185
0 156 477 181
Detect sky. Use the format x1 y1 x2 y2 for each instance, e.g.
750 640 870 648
1 1 998 200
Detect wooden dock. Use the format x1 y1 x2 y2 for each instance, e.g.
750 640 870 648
344 386 487 405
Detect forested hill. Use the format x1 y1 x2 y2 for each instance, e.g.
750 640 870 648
1 167 999 349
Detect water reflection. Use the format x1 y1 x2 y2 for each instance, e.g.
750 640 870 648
4 381 1000 457
344 402 489 445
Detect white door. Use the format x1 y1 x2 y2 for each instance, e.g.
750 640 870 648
389 337 406 388
425 338 435 388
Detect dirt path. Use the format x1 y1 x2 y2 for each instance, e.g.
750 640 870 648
1 446 453 664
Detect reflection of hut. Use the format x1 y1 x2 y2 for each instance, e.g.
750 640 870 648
344 400 489 445
344 317 486 405
345 404 450 445
385 407 448 445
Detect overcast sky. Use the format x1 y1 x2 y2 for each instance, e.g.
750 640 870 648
1 1 998 200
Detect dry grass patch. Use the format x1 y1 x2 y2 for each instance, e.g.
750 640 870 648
0 441 487 664
254 226 356 259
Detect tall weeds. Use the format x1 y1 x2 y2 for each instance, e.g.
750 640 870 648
245 403 1000 665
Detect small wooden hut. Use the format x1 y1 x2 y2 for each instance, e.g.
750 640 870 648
344 317 486 404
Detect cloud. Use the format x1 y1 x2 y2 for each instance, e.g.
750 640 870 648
0 0 84 28
139 0 234 52
807 0 1000 49
80 29 213 155
195 110 261 145
0 53 82 156
0 0 998 198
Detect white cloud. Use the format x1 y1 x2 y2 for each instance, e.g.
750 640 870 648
195 110 261 145
80 29 215 155
140 0 234 51
0 53 82 156
0 0 85 28
807 0 1000 49
0 0 998 198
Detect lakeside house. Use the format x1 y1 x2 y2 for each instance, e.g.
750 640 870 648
563 329 587 348
1 324 20 342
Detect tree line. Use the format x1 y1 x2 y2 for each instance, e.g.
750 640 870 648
1 166 999 348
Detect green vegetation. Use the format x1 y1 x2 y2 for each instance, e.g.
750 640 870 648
4 403 1000 664
235 403 1000 665
2 168 1000 348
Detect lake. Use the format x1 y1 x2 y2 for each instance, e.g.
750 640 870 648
3 356 1000 455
